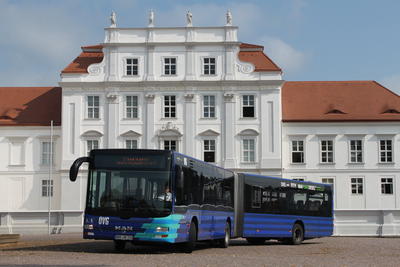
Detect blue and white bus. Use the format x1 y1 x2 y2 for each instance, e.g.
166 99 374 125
70 149 333 252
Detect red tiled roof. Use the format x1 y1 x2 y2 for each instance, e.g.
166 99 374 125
61 45 103 74
282 81 400 122
0 87 61 126
240 43 264 49
239 43 281 72
62 43 281 74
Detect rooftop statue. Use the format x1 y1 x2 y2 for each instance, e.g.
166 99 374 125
226 10 232 26
186 11 193 27
149 10 154 27
110 11 116 27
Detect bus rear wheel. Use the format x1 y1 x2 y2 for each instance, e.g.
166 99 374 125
290 223 304 245
218 221 230 248
114 240 126 251
246 237 266 245
183 221 197 253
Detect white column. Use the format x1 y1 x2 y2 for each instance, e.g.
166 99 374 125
146 45 155 81
260 91 282 171
105 92 119 148
224 45 235 80
106 47 119 81
185 45 195 80
184 93 196 156
223 93 236 168
145 93 156 148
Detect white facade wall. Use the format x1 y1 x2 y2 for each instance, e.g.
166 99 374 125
282 122 400 236
0 126 81 234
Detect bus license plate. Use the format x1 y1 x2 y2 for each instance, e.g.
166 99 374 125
115 235 133 241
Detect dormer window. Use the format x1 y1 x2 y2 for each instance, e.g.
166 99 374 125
126 58 138 76
326 109 346 114
383 109 400 114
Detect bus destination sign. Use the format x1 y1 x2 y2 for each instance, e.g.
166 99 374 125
93 154 168 169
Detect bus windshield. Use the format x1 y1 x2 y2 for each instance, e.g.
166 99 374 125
86 169 172 218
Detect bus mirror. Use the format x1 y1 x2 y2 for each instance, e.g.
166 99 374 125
69 157 90 182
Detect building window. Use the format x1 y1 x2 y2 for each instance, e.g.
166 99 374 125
41 141 54 165
291 140 304 163
379 139 393 163
126 95 138 119
164 58 176 75
87 140 99 155
42 180 53 197
164 95 176 118
321 140 334 163
242 95 255 118
381 178 393 194
243 139 255 163
203 95 216 118
292 178 305 181
322 178 334 191
204 140 216 162
87 96 100 119
351 178 363 194
203 57 216 75
125 140 138 149
251 186 261 208
350 140 363 163
164 140 177 151
126 58 138 76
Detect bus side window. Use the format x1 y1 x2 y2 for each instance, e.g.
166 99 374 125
251 186 262 209
174 165 185 205
293 191 307 213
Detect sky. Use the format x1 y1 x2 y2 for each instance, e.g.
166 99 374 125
0 0 399 94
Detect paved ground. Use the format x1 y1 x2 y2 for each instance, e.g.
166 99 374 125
0 233 399 267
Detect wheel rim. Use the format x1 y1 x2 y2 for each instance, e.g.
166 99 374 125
294 228 302 241
225 225 229 245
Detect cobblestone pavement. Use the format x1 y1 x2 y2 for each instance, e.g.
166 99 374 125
0 233 399 267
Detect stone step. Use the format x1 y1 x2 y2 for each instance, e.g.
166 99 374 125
0 234 20 244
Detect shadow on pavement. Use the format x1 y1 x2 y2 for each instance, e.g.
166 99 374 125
1 238 320 255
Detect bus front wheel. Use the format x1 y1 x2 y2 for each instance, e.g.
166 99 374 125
183 221 197 253
218 221 230 248
290 223 304 245
114 240 126 251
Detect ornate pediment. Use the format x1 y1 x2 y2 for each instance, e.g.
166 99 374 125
158 122 182 137
238 129 259 136
198 129 220 137
120 130 142 138
81 130 103 137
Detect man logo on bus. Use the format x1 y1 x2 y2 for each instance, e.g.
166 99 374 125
99 216 110 225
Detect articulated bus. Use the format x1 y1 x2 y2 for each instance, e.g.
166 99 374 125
70 149 333 252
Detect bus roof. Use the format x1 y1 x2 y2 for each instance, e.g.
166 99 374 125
173 151 234 174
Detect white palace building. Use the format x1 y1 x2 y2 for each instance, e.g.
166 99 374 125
0 12 399 236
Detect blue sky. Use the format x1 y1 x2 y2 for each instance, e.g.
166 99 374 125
1 0 399 94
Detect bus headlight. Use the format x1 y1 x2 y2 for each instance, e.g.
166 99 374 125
155 227 169 232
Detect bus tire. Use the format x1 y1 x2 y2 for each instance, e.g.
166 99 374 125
114 240 126 251
183 221 197 253
218 221 230 248
246 237 266 245
290 223 304 245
